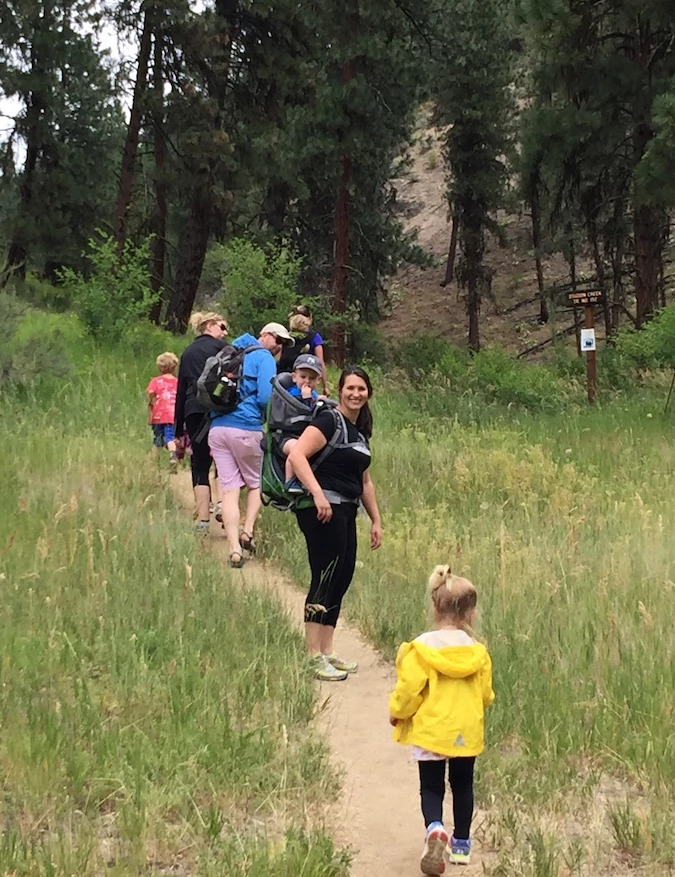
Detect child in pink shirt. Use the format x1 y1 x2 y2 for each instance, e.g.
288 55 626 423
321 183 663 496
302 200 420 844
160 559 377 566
147 352 179 471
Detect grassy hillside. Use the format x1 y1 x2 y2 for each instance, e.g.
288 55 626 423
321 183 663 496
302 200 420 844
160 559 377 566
0 339 347 876
262 370 675 874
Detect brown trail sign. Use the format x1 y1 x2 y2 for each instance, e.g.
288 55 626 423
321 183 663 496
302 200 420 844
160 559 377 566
567 289 604 402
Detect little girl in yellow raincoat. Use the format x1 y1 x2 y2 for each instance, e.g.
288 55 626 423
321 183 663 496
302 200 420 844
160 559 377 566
389 565 495 874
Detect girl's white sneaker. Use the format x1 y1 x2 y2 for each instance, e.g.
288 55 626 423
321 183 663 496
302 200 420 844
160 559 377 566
420 822 449 875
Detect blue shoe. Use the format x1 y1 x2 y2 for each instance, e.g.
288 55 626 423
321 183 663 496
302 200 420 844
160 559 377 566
448 836 471 865
284 477 305 495
420 822 449 875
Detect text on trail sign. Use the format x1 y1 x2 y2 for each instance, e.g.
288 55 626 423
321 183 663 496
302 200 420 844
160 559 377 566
567 289 604 307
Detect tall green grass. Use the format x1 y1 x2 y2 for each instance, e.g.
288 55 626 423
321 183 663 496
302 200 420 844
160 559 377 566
0 351 346 877
261 375 675 872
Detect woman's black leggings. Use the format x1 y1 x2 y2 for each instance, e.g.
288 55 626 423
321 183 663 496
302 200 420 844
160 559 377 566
295 503 358 628
418 757 475 839
185 413 213 488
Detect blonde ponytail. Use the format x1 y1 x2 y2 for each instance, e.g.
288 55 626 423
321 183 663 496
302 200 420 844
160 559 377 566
429 564 477 632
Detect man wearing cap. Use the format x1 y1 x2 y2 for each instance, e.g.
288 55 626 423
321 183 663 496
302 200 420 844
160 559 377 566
208 321 293 567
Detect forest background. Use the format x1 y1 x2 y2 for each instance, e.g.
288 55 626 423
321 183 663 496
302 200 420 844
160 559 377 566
3 0 675 365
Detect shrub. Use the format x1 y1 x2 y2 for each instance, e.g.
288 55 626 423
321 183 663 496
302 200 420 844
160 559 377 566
15 273 74 312
217 238 302 335
613 305 675 370
349 321 392 368
58 232 159 343
122 321 188 360
0 297 82 388
393 335 454 382
469 347 569 412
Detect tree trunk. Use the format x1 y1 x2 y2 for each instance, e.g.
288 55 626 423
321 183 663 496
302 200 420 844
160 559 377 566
587 215 612 335
463 223 482 353
440 209 458 287
149 17 167 324
261 182 291 233
633 202 661 326
165 196 212 333
530 185 549 323
330 0 359 367
331 151 353 367
113 10 152 252
631 21 661 327
611 198 626 331
2 2 54 285
467 270 480 352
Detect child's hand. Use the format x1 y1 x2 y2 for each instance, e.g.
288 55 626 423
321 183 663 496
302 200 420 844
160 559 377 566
389 715 398 727
301 384 313 399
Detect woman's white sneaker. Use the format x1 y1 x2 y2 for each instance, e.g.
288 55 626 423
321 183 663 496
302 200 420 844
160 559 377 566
309 654 348 681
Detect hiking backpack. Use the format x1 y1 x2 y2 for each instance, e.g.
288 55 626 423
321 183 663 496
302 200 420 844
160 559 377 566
260 372 358 511
195 343 260 414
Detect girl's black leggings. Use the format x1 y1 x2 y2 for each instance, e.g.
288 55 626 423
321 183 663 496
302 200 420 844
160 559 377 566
418 757 475 839
295 502 358 628
185 413 213 488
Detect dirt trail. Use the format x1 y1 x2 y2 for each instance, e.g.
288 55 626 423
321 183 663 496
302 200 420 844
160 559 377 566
174 473 485 876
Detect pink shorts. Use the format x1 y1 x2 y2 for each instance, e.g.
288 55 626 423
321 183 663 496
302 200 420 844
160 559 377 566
208 426 263 490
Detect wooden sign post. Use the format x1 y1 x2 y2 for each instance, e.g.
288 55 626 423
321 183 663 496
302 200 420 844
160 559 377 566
567 289 603 403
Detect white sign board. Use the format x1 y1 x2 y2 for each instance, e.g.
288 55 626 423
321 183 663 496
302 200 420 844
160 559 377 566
580 328 596 352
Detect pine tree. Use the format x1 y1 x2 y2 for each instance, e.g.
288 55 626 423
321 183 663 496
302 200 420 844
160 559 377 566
1 0 123 282
434 0 513 352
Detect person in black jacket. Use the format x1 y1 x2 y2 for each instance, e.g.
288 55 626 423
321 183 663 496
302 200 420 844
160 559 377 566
174 311 228 532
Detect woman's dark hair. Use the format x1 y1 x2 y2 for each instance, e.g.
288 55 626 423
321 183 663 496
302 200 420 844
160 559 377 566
338 366 374 439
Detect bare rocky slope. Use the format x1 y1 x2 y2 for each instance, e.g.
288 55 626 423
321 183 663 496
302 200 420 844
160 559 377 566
381 126 575 356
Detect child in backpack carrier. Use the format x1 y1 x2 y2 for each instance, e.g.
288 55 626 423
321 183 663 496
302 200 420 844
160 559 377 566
389 565 495 874
147 352 179 473
281 354 323 494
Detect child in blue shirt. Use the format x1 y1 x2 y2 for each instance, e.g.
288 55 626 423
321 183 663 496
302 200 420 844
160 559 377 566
283 354 322 493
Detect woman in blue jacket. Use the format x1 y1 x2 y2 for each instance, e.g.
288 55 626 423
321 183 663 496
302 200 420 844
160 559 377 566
208 322 292 567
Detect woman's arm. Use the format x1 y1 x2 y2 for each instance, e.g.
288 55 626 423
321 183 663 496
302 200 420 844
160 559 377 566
361 470 382 549
313 342 330 395
287 426 333 522
174 363 187 439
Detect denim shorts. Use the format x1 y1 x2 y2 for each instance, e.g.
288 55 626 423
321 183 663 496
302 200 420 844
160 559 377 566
152 423 175 448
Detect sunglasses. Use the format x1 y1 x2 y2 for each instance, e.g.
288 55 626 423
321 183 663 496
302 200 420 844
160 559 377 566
218 322 228 331
273 335 285 345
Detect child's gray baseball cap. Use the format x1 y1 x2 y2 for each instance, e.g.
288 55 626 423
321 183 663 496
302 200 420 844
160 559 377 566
293 354 322 375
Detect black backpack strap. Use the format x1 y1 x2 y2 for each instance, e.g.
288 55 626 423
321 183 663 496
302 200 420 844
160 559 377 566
310 408 348 473
194 412 211 444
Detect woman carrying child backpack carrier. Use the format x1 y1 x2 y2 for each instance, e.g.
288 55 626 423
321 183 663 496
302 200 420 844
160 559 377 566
287 366 383 681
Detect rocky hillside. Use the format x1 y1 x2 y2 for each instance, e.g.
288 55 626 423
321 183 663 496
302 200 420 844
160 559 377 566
381 125 577 356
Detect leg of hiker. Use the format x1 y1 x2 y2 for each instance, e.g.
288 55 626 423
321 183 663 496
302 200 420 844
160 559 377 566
447 756 475 841
296 503 358 677
220 487 243 557
283 438 296 479
210 426 262 564
242 487 262 546
418 760 446 827
185 413 213 527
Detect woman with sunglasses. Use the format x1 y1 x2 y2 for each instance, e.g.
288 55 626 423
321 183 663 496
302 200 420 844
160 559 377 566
174 312 229 532
208 321 293 567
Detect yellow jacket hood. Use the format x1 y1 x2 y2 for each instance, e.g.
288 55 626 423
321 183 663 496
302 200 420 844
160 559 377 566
389 639 495 758
403 640 491 678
